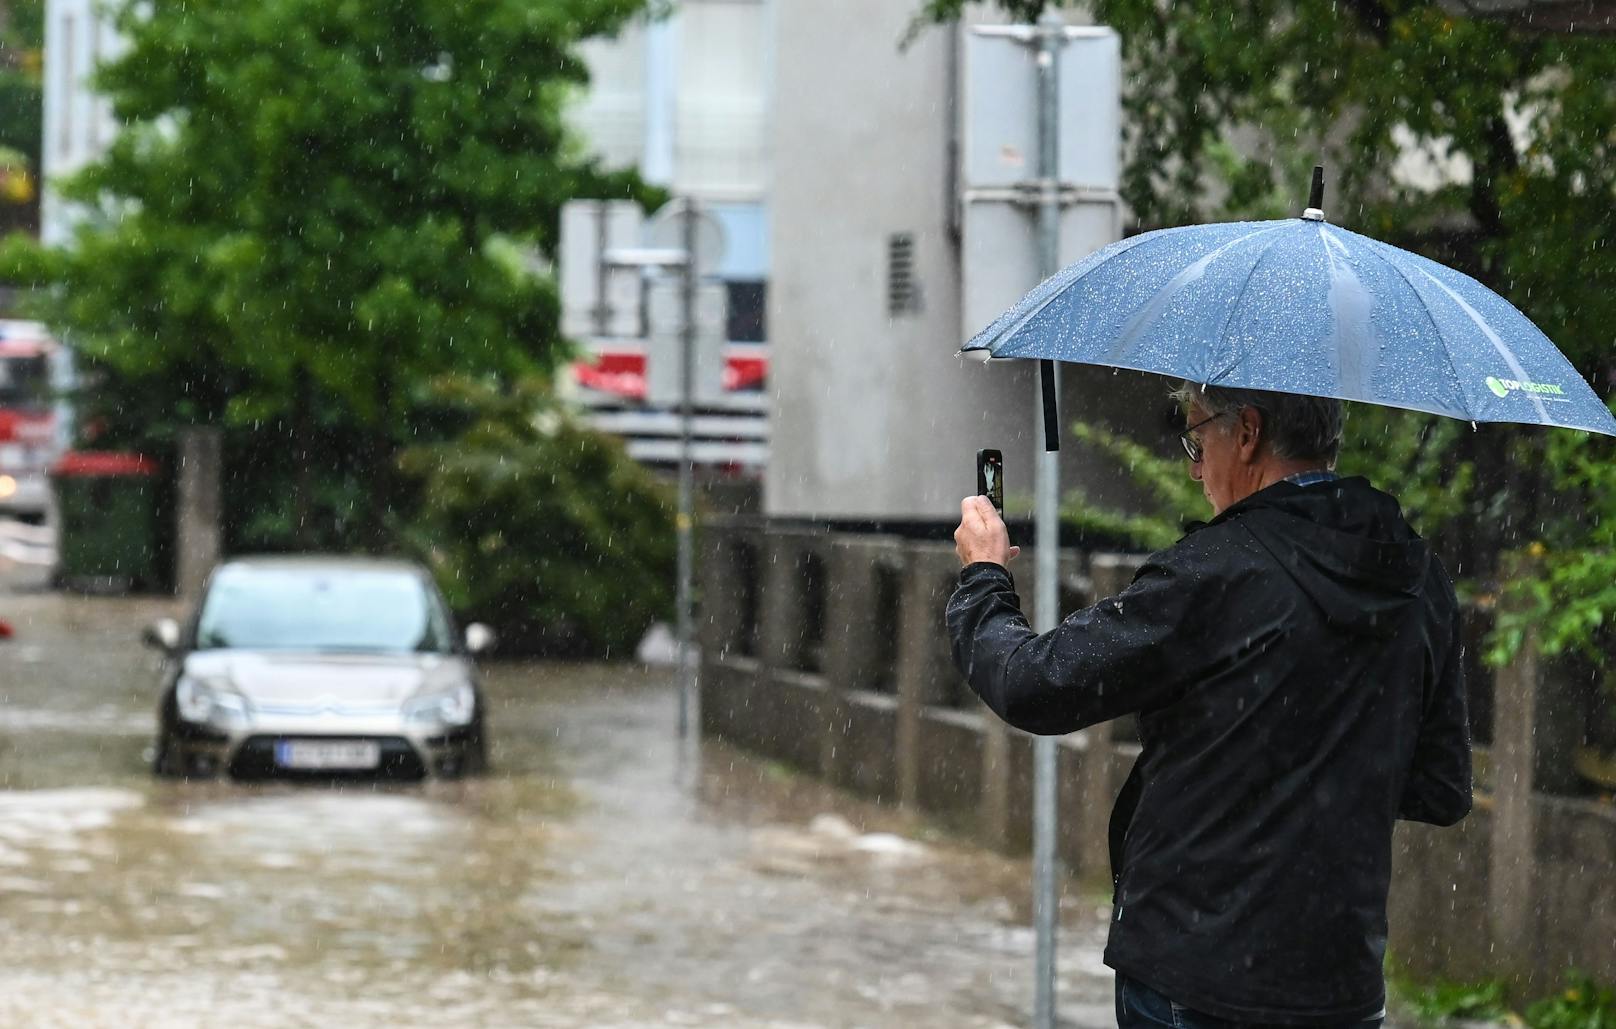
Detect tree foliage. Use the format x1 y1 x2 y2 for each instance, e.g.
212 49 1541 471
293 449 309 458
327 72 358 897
0 0 43 231
1063 403 1476 554
922 0 1616 661
3 0 653 541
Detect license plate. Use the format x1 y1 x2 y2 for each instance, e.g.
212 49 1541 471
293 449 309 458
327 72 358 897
274 740 381 770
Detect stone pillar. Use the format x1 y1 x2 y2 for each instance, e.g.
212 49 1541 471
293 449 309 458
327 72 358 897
697 522 754 660
174 427 222 600
816 541 866 780
895 549 955 808
1488 622 1537 974
977 548 1037 848
1077 553 1143 879
1487 551 1557 983
757 533 804 674
824 541 893 693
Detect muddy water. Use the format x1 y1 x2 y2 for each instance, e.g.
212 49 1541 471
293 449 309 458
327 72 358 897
0 577 1116 1027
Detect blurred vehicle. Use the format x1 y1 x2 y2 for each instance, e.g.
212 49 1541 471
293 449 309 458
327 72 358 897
0 321 64 523
144 556 494 780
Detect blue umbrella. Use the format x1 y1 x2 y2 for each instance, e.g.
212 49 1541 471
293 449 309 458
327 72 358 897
963 169 1616 442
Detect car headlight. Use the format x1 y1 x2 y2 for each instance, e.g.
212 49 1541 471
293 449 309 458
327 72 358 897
403 683 476 727
175 675 251 729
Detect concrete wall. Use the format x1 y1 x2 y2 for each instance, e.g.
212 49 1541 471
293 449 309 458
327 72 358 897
766 1 1171 522
698 517 1145 884
699 520 1616 991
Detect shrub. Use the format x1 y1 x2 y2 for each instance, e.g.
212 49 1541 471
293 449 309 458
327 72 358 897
401 376 676 657
1527 975 1616 1029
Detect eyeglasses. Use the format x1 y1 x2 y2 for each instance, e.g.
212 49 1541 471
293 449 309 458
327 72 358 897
1179 412 1227 463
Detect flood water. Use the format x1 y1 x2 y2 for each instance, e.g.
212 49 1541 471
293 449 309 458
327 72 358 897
0 568 1116 1027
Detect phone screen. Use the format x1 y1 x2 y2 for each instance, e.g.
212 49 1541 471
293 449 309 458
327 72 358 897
976 449 1004 514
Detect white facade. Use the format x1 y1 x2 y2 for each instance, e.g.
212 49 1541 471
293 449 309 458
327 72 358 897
40 0 119 246
568 2 772 286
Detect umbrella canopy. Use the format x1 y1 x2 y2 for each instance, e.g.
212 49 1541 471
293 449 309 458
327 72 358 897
962 206 1616 438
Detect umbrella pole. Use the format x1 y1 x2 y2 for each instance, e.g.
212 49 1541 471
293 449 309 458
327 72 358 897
1040 360 1060 452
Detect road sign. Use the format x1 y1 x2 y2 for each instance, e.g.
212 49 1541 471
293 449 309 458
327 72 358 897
961 200 1120 340
559 200 646 339
646 278 728 407
963 29 1121 191
646 198 726 277
959 28 1122 342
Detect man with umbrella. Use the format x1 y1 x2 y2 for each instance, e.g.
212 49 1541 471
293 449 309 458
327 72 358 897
950 380 1470 1027
946 171 1613 1027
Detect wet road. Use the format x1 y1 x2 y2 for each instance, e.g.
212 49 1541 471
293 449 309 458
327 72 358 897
0 568 1116 1027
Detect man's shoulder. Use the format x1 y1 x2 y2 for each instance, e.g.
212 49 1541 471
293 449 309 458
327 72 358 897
1161 512 1266 558
1138 517 1268 583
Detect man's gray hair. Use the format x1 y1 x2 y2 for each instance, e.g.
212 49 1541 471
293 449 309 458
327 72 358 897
1170 380 1345 465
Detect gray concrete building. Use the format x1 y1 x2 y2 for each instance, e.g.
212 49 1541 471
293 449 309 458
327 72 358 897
766 1 1169 525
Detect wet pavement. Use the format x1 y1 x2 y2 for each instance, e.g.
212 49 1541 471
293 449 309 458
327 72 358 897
0 564 1117 1027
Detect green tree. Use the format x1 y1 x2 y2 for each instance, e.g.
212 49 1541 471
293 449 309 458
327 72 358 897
0 0 43 235
920 0 1616 659
1063 404 1475 553
4 0 652 543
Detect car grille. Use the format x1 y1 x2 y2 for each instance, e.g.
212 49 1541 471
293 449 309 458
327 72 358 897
251 702 401 717
228 735 426 780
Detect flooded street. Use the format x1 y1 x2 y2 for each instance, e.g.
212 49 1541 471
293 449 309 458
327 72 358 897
0 569 1116 1028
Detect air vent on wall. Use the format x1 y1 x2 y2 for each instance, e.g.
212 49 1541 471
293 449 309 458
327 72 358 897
887 233 921 316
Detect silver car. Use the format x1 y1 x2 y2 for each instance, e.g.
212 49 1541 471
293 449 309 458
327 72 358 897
144 556 493 780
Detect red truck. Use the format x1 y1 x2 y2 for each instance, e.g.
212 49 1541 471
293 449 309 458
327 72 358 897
0 320 63 524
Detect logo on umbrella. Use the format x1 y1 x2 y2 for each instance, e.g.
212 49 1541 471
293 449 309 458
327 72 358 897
1485 376 1566 400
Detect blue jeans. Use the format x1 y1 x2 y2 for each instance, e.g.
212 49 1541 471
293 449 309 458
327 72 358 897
1115 974 1384 1029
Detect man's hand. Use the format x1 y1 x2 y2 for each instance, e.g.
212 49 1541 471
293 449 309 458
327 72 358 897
954 496 1020 568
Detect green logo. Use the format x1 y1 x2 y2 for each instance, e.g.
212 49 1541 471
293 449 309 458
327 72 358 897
1484 375 1566 400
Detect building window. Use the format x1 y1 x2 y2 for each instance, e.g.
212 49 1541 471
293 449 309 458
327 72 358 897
887 233 921 316
675 0 767 197
725 279 766 344
92 19 112 150
58 15 76 158
571 23 647 170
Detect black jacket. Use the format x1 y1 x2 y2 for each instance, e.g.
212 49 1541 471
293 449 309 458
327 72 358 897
947 477 1471 1025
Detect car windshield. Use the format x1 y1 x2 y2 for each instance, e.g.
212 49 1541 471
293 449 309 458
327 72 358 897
195 566 455 653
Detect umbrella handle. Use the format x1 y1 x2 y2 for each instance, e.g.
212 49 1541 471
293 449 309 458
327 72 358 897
1041 359 1060 452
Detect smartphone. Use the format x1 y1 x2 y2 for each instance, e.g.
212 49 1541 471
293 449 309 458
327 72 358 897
976 449 1004 514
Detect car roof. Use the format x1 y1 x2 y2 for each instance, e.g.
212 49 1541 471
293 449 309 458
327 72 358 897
213 555 431 577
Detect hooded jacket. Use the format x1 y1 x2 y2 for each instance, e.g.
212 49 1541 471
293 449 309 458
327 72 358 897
946 476 1471 1025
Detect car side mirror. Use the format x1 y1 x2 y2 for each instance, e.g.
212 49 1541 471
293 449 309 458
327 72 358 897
142 617 181 653
464 623 495 655
0 619 12 641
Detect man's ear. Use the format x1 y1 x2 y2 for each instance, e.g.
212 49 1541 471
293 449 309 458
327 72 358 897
1237 407 1264 462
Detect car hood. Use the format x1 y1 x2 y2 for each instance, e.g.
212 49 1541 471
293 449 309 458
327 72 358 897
183 650 470 710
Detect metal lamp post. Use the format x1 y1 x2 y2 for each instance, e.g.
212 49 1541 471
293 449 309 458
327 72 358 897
604 200 705 738
967 14 1118 1029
